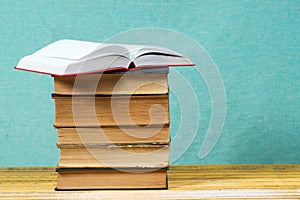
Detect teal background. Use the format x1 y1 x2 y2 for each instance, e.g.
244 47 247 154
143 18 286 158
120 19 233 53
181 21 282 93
0 0 299 166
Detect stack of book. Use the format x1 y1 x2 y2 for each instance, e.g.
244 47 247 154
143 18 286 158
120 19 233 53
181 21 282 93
15 39 193 190
53 69 170 190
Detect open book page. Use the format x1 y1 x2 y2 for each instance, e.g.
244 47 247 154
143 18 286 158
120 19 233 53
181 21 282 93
15 39 193 76
17 55 77 75
34 40 100 60
83 43 184 60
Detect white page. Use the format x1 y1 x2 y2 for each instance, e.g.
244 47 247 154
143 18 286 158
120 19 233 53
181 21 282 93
33 39 100 60
17 55 76 75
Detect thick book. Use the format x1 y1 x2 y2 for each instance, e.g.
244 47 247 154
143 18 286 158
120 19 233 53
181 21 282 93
15 39 194 76
57 126 170 145
54 73 168 95
57 145 169 168
56 168 168 190
52 94 169 127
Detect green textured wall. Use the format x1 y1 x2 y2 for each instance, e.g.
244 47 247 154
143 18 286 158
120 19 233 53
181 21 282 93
0 0 299 166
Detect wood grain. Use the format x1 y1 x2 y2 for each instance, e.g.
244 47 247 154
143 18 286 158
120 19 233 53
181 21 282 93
0 164 299 199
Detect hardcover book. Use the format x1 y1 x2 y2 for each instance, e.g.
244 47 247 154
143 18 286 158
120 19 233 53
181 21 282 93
57 126 170 145
54 73 168 95
15 39 193 76
57 144 170 168
56 168 168 190
52 94 169 127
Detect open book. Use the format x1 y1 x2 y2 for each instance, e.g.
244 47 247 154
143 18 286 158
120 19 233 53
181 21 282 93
15 39 194 76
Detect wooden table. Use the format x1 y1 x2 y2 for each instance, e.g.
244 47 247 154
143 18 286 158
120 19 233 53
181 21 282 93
1 165 299 199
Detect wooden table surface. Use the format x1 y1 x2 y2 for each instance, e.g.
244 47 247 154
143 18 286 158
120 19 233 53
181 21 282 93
0 164 299 199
